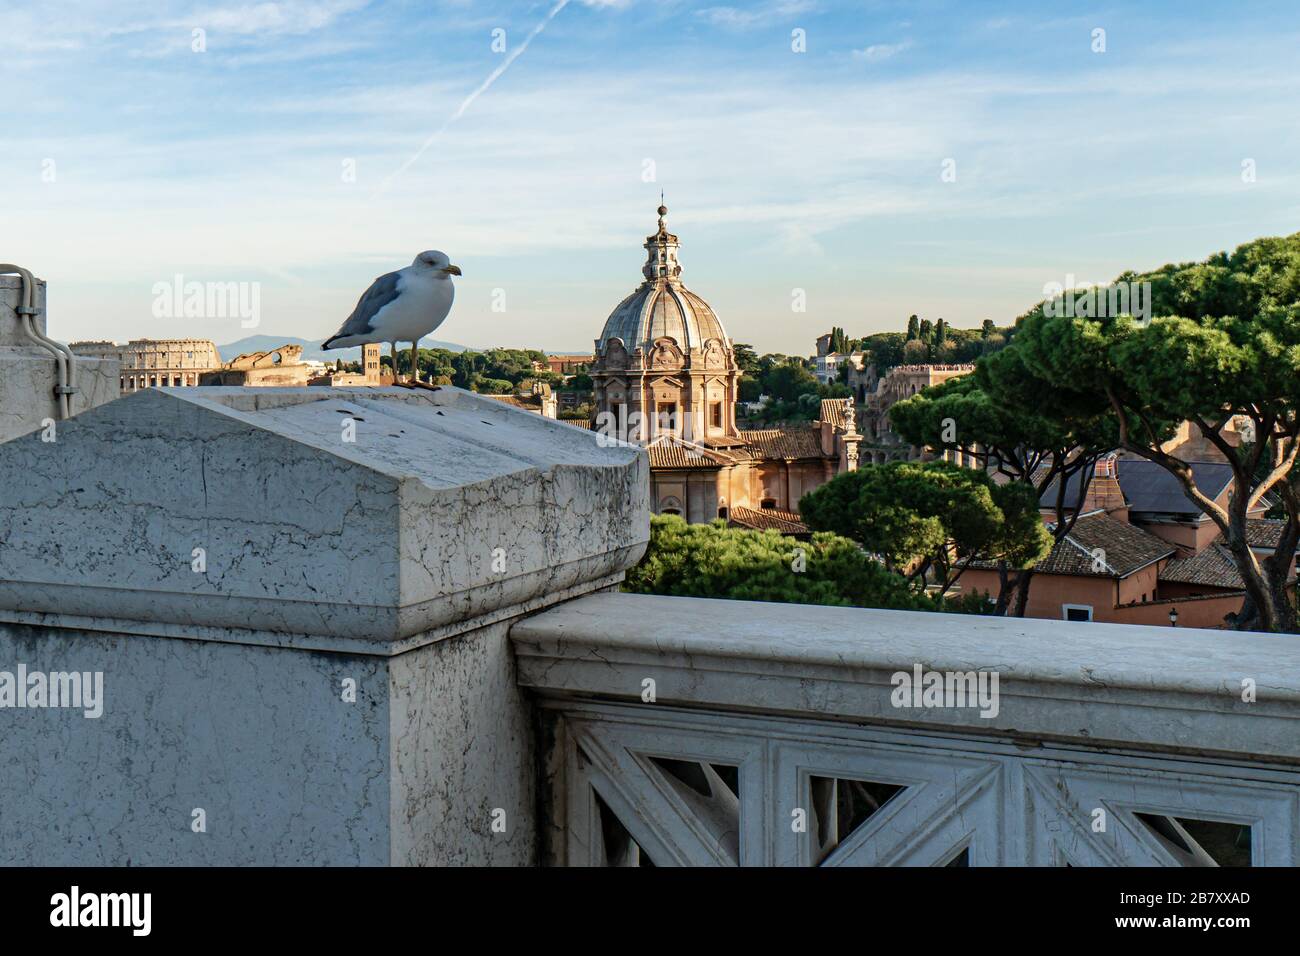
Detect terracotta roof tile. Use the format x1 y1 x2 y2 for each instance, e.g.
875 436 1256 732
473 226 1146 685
972 511 1175 578
819 398 850 430
1033 512 1174 578
728 506 809 535
1160 545 1245 589
645 436 737 469
739 425 826 460
1212 518 1298 552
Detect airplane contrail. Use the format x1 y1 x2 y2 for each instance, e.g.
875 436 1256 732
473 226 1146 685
374 0 570 197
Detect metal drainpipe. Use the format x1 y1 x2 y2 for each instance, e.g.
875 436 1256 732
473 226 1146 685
0 264 78 419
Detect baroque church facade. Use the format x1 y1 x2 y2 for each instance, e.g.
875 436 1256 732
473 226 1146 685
591 205 862 532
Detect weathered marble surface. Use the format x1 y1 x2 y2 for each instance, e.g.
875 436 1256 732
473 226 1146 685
0 620 390 865
0 275 45 345
388 619 535 865
512 592 1300 764
0 386 649 648
0 381 647 865
0 277 120 442
0 614 542 865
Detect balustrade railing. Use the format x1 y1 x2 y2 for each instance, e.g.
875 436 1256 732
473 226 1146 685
512 593 1300 866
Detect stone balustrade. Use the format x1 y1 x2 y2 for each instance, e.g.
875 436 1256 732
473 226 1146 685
512 593 1300 866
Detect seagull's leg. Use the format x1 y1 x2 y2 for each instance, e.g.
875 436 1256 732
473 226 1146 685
390 341 399 382
409 341 418 385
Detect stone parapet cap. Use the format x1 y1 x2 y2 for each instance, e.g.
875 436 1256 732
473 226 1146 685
0 386 650 646
512 592 1300 765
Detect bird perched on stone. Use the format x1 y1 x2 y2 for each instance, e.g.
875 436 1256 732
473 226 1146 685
323 251 461 384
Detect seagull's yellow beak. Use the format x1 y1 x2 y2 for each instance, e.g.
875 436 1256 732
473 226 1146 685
443 264 462 276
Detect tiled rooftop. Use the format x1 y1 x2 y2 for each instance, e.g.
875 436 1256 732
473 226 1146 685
739 424 825 460
728 505 809 535
1162 545 1245 589
1215 518 1298 551
1034 511 1175 578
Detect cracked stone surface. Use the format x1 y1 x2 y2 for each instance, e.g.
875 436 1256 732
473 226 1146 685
0 621 389 865
0 381 648 864
388 619 535 865
0 385 649 646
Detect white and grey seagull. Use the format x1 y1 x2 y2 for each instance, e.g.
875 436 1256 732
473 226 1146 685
322 250 461 385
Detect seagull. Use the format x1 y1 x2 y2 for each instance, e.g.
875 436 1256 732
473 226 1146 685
322 251 461 385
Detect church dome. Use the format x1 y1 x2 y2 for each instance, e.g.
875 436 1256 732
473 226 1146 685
596 206 730 355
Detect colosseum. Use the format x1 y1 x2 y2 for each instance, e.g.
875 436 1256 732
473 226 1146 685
70 339 223 393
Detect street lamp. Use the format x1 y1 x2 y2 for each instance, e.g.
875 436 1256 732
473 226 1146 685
1169 607 1179 627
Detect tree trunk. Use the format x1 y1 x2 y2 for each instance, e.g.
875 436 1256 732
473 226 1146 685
1222 528 1295 633
1012 569 1033 617
993 563 1012 615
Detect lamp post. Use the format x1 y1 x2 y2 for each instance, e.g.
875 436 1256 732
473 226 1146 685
1169 607 1179 627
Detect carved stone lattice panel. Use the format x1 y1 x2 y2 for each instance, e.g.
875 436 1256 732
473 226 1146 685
541 702 1300 867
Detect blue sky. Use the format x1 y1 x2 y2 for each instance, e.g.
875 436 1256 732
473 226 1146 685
3 0 1300 354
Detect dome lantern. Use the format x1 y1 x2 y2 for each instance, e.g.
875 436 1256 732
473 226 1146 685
643 204 682 282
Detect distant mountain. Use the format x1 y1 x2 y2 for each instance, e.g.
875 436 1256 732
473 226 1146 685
215 334 471 364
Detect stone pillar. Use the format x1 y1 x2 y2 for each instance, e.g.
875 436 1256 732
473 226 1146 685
0 386 650 864
0 273 120 443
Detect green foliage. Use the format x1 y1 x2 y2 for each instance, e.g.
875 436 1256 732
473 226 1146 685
1008 231 1300 631
828 326 850 354
891 349 1117 470
763 360 819 401
857 331 908 371
412 347 552 392
1013 235 1300 481
799 461 1052 588
732 342 761 376
854 318 1007 373
623 515 936 611
475 377 515 395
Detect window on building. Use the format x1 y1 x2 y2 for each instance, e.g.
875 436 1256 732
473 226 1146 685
717 507 728 519
760 498 777 510
656 402 677 434
1063 605 1093 622
711 402 722 429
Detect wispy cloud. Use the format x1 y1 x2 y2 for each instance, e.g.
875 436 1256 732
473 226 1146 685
696 1 816 29
852 39 912 61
